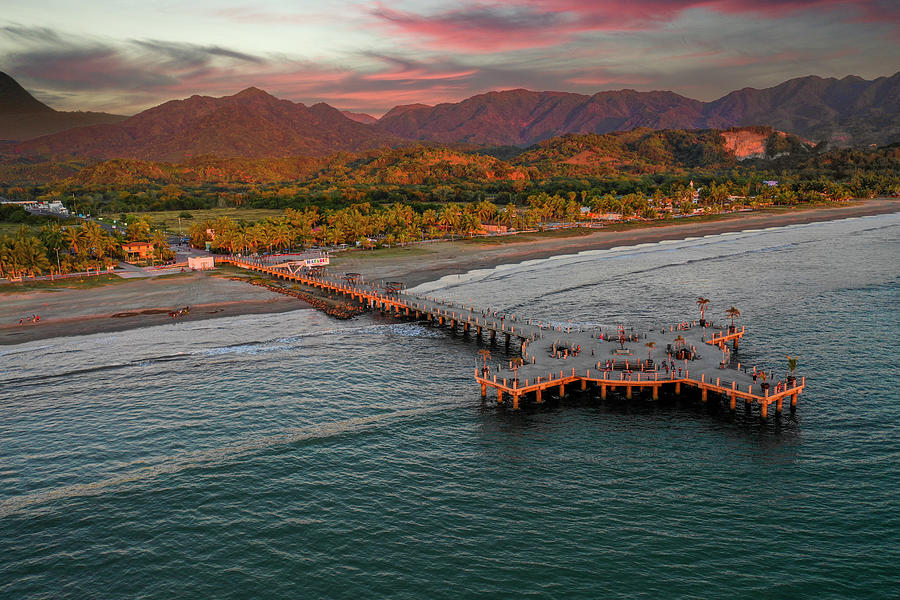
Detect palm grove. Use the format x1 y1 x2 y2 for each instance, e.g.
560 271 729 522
0 206 172 279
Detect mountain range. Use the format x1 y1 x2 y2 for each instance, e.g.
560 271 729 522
0 72 125 142
376 73 900 147
14 87 399 161
2 71 898 162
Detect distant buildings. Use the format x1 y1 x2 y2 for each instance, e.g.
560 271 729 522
0 198 70 216
121 241 154 262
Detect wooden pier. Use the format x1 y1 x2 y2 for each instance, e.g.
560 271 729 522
221 256 804 420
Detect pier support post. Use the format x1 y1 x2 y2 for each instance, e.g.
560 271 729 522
776 395 783 416
790 392 798 413
733 338 739 352
675 382 681 395
536 388 543 403
701 388 707 403
581 379 587 392
761 398 768 420
652 386 659 400
481 383 486 398
729 392 736 412
513 394 520 410
626 385 632 400
497 389 503 404
559 383 565 398
601 384 607 400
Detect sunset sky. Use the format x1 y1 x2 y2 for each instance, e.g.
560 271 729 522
2 0 898 116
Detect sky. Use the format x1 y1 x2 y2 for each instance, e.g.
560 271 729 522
2 0 898 116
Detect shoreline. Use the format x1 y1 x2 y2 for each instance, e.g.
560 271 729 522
2 199 896 346
332 199 899 288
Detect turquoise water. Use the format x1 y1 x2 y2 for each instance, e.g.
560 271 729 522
1 213 898 598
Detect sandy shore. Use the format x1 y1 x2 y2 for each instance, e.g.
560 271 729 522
0 271 303 346
2 199 896 345
331 199 900 288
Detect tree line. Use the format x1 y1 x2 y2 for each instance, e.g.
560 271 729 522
0 215 173 280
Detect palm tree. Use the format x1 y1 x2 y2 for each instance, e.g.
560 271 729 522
63 226 87 257
645 341 656 359
150 230 170 265
438 206 460 240
13 236 51 277
475 200 497 224
786 356 798 382
478 349 491 373
696 296 710 323
726 306 741 331
511 356 524 381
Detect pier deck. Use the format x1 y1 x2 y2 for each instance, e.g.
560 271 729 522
222 256 804 419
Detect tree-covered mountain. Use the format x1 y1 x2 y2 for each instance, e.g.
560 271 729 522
375 73 900 147
14 87 400 161
5 71 899 163
0 126 817 188
0 71 126 141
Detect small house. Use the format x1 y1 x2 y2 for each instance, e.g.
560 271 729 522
122 241 154 262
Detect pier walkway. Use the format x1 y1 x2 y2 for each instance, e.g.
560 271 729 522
221 256 804 419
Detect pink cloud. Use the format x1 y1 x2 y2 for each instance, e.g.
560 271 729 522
370 1 899 53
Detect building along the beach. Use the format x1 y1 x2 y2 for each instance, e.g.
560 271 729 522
121 241 154 262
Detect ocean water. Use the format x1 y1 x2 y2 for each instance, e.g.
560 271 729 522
1 213 898 598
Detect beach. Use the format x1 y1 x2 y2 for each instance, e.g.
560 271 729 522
2 198 896 345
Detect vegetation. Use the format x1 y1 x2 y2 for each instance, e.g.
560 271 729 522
0 221 119 280
1 128 897 263
726 306 741 328
786 356 799 380
697 297 710 322
0 209 175 279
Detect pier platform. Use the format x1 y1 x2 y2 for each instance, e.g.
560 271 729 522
221 256 804 420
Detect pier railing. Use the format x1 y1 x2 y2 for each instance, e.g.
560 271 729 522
221 256 803 419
